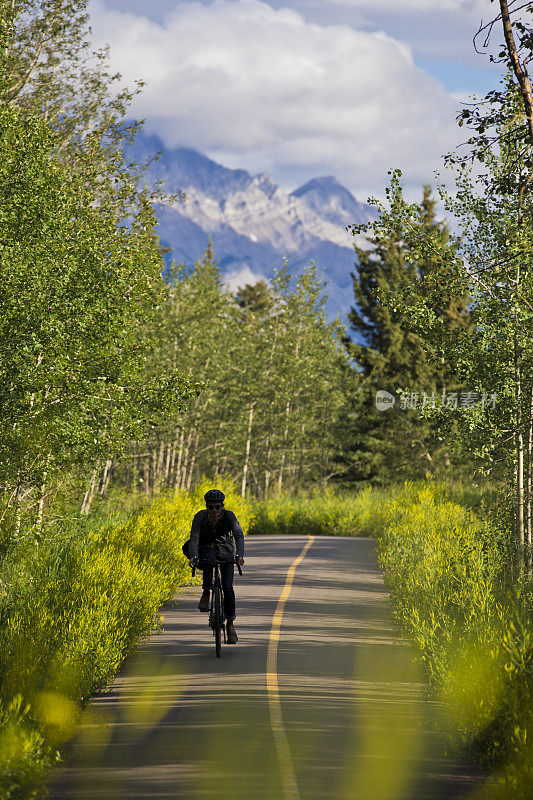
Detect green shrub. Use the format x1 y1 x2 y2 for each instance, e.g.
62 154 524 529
250 486 379 537
348 481 530 797
253 481 532 795
3 477 530 797
0 480 253 799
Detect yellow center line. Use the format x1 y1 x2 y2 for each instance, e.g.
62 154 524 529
266 536 315 800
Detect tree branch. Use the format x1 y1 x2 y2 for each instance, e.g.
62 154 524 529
0 41 45 103
499 0 533 148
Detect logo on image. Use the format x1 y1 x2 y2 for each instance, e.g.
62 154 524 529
375 390 395 412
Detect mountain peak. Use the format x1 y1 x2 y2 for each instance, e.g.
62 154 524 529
291 175 375 227
124 131 377 318
126 131 253 199
253 172 278 197
292 175 347 195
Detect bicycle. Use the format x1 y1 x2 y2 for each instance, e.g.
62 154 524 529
191 556 243 657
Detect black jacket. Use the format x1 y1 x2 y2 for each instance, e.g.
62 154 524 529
189 509 245 560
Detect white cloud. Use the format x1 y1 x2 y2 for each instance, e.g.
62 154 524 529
329 0 486 10
89 0 463 195
222 264 269 292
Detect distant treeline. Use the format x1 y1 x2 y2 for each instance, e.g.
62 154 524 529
119 252 351 501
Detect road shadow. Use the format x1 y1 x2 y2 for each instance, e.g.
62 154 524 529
46 535 491 800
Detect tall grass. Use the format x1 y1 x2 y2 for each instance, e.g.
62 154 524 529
250 485 398 537
369 483 531 798
252 481 532 797
0 478 252 800
2 477 530 797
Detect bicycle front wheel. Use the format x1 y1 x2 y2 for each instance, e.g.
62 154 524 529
213 585 223 658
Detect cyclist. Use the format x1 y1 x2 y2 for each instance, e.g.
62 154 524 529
188 489 245 644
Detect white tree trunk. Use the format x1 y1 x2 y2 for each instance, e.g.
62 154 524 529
241 402 255 498
81 468 98 515
174 429 185 491
277 400 291 492
186 428 200 491
514 327 525 565
164 442 172 486
98 459 113 496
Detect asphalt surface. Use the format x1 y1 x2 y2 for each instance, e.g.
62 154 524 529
47 535 487 800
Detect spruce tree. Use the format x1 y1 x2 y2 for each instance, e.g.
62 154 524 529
343 186 463 483
235 280 274 319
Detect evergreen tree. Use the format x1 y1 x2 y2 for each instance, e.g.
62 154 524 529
361 3 533 564
344 185 465 483
235 280 274 320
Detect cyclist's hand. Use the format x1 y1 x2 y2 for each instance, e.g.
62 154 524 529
236 556 245 566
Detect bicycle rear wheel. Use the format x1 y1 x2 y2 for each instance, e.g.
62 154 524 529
213 585 223 658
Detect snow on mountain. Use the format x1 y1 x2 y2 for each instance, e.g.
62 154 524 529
128 132 376 318
292 176 374 228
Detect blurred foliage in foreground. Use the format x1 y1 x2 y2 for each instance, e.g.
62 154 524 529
252 481 532 797
0 479 252 799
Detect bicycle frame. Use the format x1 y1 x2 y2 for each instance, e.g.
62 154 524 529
210 562 225 656
192 557 243 657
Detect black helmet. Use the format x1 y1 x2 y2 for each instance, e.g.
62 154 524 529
204 489 225 503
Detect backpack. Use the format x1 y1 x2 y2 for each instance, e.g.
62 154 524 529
182 510 236 562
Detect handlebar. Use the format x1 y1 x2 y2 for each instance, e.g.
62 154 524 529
190 556 243 575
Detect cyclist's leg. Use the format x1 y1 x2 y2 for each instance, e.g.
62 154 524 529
220 561 236 621
199 544 217 590
202 565 214 591
197 565 213 612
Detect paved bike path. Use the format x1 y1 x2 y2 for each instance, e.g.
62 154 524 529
47 535 486 800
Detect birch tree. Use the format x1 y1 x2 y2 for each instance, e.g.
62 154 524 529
117 256 350 497
344 1 533 567
0 105 192 533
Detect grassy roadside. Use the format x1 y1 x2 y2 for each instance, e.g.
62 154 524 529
0 480 253 800
2 478 530 798
249 485 394 537
251 481 532 797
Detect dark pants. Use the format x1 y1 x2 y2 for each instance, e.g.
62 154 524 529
202 561 236 622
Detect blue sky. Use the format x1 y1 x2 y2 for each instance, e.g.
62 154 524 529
89 0 504 200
